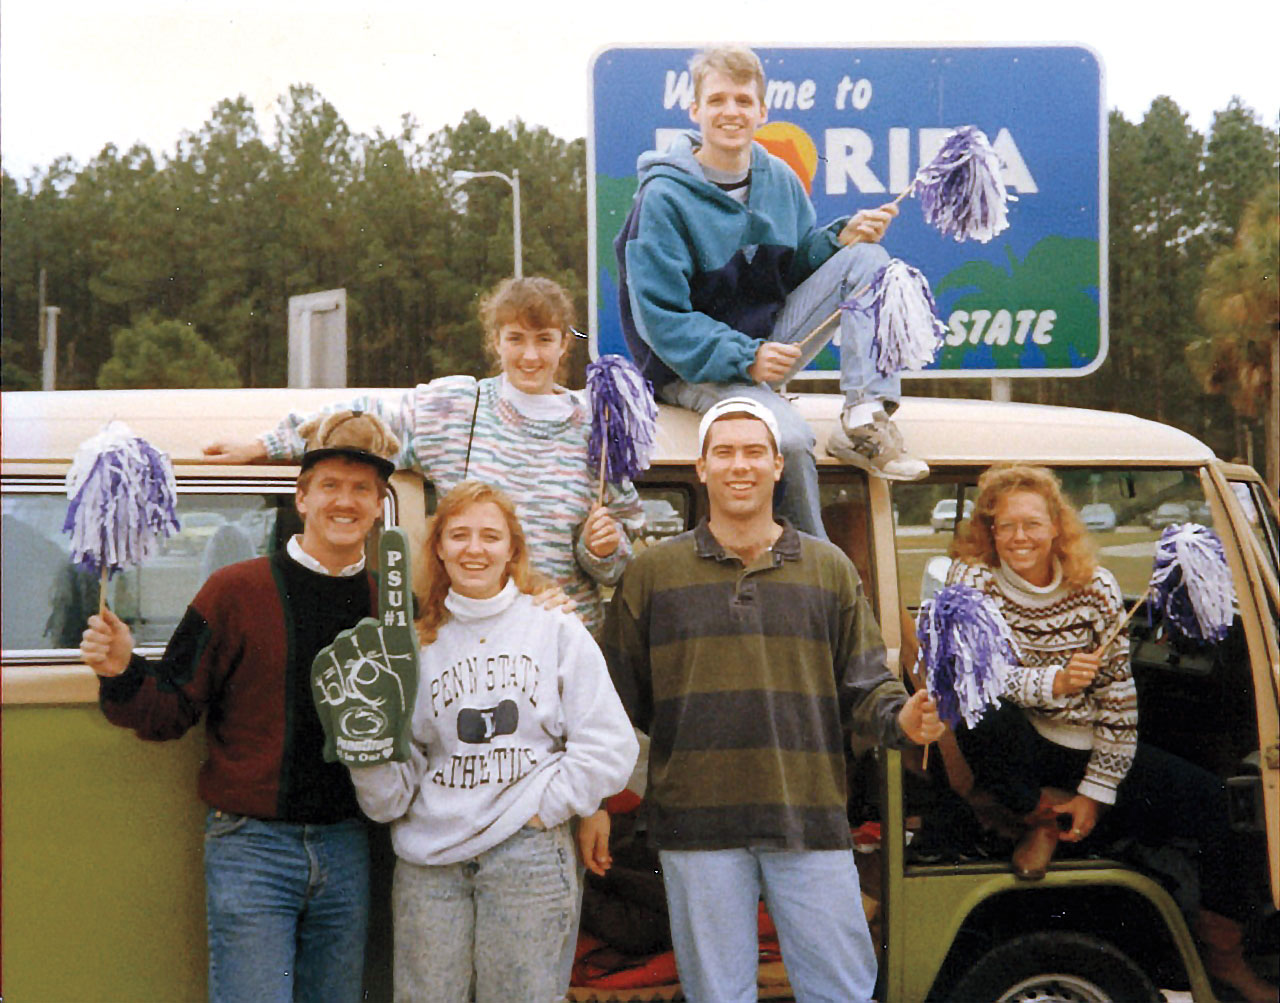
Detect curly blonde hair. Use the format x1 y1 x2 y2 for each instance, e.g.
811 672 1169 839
950 463 1096 590
415 481 546 644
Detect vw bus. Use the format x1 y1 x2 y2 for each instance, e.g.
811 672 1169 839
2 388 1276 1001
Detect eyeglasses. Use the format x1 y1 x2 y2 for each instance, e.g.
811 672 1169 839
992 519 1053 539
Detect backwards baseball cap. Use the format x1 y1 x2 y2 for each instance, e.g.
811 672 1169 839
697 397 780 453
298 409 399 480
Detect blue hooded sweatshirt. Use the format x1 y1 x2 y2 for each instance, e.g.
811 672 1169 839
614 132 850 389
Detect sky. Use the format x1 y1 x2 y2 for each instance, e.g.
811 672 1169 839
2 0 1277 181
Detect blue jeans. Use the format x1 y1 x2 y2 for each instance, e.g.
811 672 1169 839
392 823 578 1002
660 847 878 1003
203 810 370 1003
771 241 898 404
660 243 894 539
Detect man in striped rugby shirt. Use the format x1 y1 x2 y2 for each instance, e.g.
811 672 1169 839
603 397 941 1003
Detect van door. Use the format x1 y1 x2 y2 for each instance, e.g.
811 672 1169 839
1207 463 1280 909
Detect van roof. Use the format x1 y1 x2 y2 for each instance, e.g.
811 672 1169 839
1 389 1215 469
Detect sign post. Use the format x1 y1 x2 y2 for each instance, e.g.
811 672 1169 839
287 289 348 389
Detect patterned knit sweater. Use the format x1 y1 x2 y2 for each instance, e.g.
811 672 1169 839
603 519 911 851
947 560 1138 805
260 376 643 634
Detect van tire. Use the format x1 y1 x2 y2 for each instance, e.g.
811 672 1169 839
946 930 1161 1002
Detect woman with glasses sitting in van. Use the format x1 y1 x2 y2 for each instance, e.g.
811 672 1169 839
945 463 1273 1003
348 481 637 1002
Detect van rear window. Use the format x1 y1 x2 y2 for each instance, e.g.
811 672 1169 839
2 491 301 654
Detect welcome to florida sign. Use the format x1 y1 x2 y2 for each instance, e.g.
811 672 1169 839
589 45 1105 378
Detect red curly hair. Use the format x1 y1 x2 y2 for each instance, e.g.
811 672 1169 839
950 463 1096 590
415 481 546 644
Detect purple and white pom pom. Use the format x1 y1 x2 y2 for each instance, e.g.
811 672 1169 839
914 126 1011 244
64 421 180 578
844 259 948 377
586 355 658 483
916 583 1019 729
1148 523 1236 643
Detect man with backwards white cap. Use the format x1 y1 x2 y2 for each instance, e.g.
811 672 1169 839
603 397 943 1003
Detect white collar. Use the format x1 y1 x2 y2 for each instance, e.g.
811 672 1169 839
996 557 1064 597
287 535 366 577
444 578 520 621
498 373 574 420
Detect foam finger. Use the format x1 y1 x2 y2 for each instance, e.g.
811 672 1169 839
378 529 412 628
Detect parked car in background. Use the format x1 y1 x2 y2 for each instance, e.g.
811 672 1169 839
1146 501 1192 529
1081 501 1118 531
930 497 974 532
640 497 685 540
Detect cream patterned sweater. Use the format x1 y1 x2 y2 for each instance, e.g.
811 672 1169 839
947 560 1138 805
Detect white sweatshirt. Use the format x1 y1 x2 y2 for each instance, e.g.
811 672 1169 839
350 581 639 866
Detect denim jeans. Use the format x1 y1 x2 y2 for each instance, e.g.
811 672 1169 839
203 810 370 1003
660 847 878 1003
392 823 578 1003
660 243 894 540
770 241 898 404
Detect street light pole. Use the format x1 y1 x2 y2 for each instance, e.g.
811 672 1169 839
510 169 521 280
450 168 522 279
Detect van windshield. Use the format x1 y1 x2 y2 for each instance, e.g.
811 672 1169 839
2 491 301 653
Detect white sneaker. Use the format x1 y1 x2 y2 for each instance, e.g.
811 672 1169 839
828 408 929 481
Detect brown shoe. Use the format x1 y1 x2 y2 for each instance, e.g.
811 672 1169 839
1195 909 1278 1003
1012 821 1059 880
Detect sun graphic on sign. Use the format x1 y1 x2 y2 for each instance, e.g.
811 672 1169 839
755 121 819 194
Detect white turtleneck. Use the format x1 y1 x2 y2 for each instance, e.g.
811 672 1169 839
348 580 638 866
994 558 1065 601
498 373 575 421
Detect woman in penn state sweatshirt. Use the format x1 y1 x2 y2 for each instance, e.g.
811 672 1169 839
349 480 638 1002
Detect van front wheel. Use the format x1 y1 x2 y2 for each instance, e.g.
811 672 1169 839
947 930 1161 1002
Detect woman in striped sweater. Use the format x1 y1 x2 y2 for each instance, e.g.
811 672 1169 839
206 276 643 636
946 463 1272 1002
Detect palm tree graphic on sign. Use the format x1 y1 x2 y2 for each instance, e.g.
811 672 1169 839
932 236 1100 371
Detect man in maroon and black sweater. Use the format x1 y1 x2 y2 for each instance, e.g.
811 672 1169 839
79 411 397 1003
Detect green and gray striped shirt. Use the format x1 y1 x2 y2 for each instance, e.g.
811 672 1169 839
603 519 911 851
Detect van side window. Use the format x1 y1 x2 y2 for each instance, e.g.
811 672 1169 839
891 479 975 610
636 487 691 548
2 490 302 654
1230 480 1278 579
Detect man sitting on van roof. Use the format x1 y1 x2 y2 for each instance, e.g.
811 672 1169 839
78 410 398 1003
602 397 943 1001
613 44 929 542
